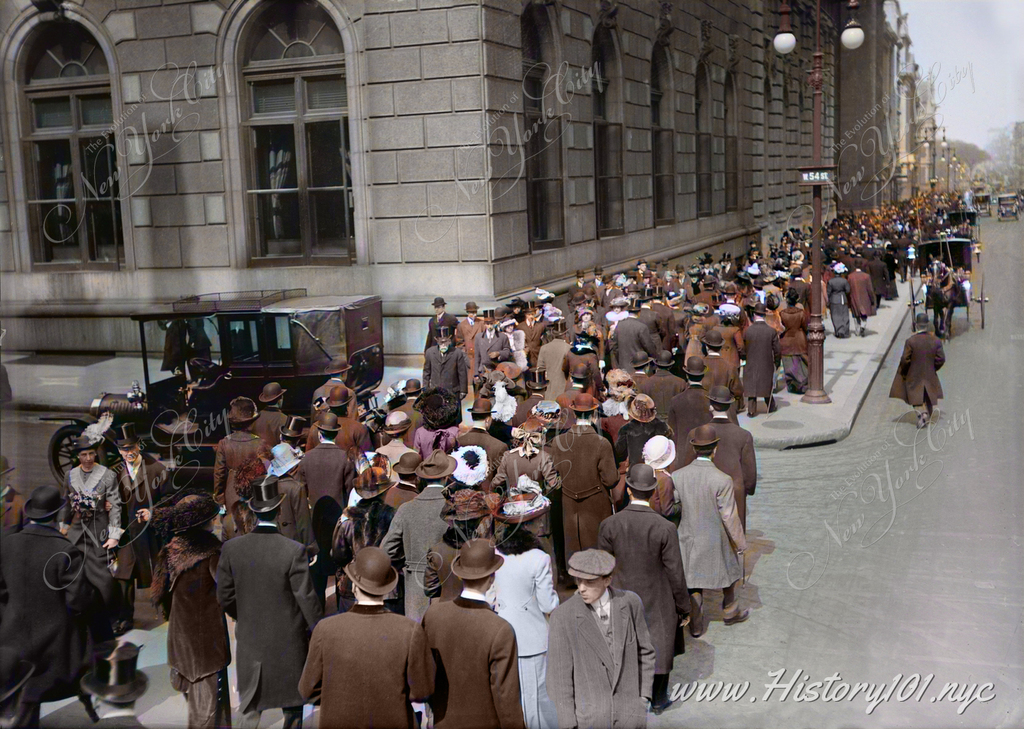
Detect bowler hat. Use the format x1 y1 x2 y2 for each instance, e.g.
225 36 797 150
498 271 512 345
259 382 287 403
625 464 658 493
523 368 548 390
465 301 479 313
113 423 141 449
628 394 657 423
415 449 457 481
915 313 931 329
81 641 148 705
383 411 412 436
683 356 708 377
569 363 590 381
752 301 767 316
228 397 258 425
327 385 353 409
24 484 65 520
567 549 616 580
470 397 493 416
702 330 724 349
654 350 675 368
689 424 720 447
280 415 306 439
576 269 586 279
344 546 399 596
354 467 392 499
631 351 653 370
708 385 735 407
451 539 504 580
394 452 422 476
247 475 285 513
569 392 599 413
316 412 341 435
324 357 350 375
404 379 423 396
432 297 446 307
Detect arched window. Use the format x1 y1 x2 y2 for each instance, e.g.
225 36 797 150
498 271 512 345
241 0 353 263
651 44 674 225
694 62 711 218
521 6 563 250
20 22 122 267
592 27 624 237
724 72 738 212
783 80 797 207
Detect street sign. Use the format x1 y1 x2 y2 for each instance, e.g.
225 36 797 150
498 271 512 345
796 164 837 186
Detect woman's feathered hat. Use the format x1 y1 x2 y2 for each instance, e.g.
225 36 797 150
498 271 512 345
414 387 461 431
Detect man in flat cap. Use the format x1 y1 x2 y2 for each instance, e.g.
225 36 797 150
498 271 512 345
426 298 460 353
547 549 656 728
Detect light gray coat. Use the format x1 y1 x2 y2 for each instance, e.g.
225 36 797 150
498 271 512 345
381 486 449 620
670 459 746 590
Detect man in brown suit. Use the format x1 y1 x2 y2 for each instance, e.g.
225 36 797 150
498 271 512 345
537 320 572 400
421 540 525 729
701 330 744 417
385 452 422 510
517 303 548 368
681 387 757 530
300 547 434 729
848 266 877 336
307 385 373 457
667 357 712 470
511 368 547 427
457 398 508 492
311 358 352 419
213 397 263 538
455 302 487 373
889 313 946 429
638 351 686 422
546 394 619 564
742 302 781 417
786 267 811 308
252 382 288 446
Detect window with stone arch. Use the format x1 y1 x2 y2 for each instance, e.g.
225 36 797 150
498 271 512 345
240 0 354 264
650 43 674 226
592 25 624 238
521 5 563 251
724 71 739 212
694 61 712 218
783 79 798 208
19 21 123 268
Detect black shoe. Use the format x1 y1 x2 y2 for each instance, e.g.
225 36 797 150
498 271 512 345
688 594 705 638
723 607 751 625
651 697 673 715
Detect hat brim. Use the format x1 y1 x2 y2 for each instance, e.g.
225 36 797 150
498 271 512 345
683 366 708 377
172 502 221 533
248 493 286 514
689 436 720 448
393 466 419 476
567 568 610 580
570 403 598 413
494 504 550 524
24 498 66 520
113 437 141 449
625 476 658 492
628 409 656 423
81 671 149 705
646 450 676 471
451 552 505 580
383 422 412 435
259 389 287 403
71 440 103 453
344 562 399 596
355 482 392 500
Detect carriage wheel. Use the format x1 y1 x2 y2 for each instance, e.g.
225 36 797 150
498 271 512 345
47 424 111 485
980 280 986 329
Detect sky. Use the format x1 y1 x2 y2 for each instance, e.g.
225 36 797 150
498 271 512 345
899 0 1024 151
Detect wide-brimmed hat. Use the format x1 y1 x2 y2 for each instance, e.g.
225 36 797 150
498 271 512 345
432 297 446 307
465 301 479 313
708 385 734 407
113 424 141 449
689 424 720 448
316 412 341 435
170 492 220 533
355 467 392 499
259 382 287 403
569 392 599 413
702 330 724 349
625 464 658 493
451 445 489 488
469 397 493 416
324 357 350 375
81 641 148 705
642 435 676 470
393 452 422 476
523 368 548 390
415 449 457 481
228 397 258 425
24 484 65 520
654 350 675 368
344 546 399 596
683 356 708 377
280 415 306 439
383 411 412 436
247 475 285 514
268 443 302 477
567 549 616 580
628 394 656 423
451 538 504 580
442 489 500 523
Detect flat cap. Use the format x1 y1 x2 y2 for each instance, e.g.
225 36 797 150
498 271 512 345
567 549 616 580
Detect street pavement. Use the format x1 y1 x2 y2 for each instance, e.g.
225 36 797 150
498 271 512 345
1 218 1020 727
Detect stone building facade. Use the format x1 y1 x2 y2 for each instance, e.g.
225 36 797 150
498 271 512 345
0 0 839 357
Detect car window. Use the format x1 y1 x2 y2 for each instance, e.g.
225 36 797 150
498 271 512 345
226 318 261 364
146 317 222 381
265 315 293 363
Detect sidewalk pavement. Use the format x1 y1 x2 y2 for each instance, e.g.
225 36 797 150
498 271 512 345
1 281 912 449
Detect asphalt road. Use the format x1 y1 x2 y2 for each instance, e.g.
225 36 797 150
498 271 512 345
2 217 1021 728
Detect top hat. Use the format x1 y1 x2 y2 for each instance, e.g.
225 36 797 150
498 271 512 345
465 301 479 313
259 382 287 403
81 641 148 705
638 285 655 301
268 443 302 477
569 363 590 381
550 318 568 335
436 326 453 341
451 538 504 580
280 415 306 440
247 475 285 514
383 411 413 435
355 467 392 500
480 308 496 321
470 397 493 416
228 397 259 425
683 356 707 378
642 435 676 470
415 449 457 481
625 463 658 493
432 297 447 307
393 451 422 477
523 368 548 390
113 423 141 449
316 412 342 435
71 435 101 453
327 385 354 409
569 392 599 413
170 492 220 533
654 350 675 368
404 379 423 396
24 484 65 520
689 424 720 448
631 351 653 370
628 394 657 423
702 330 724 349
324 357 351 376
708 385 734 407
567 549 616 580
344 546 400 596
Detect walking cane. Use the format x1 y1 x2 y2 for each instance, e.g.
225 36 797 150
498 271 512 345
742 551 747 587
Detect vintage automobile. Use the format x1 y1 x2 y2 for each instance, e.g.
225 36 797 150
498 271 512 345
46 290 383 483
975 192 992 217
997 193 1019 221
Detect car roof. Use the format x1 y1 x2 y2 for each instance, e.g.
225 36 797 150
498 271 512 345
130 293 380 321
263 295 379 313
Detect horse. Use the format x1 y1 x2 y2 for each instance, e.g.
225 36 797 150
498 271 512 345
940 270 971 340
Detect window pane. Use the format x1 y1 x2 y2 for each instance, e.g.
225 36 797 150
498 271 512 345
33 140 74 199
79 137 118 199
306 121 344 187
597 124 622 176
307 77 346 110
529 179 562 248
655 175 674 223
85 199 122 262
654 130 673 174
254 126 298 189
227 319 261 363
254 191 301 256
33 98 72 129
80 95 113 126
245 0 343 64
525 113 560 181
25 23 108 82
310 190 354 257
30 202 79 261
598 178 623 233
252 81 296 114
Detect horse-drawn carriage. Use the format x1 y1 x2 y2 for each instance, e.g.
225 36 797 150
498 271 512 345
997 193 1019 221
975 192 992 217
913 237 986 340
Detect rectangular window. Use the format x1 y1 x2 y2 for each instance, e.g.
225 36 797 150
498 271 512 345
653 128 674 225
697 132 712 217
225 318 262 365
726 135 739 212
525 108 563 250
595 121 624 236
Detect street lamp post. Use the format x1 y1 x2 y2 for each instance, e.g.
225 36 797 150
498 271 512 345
774 0 864 405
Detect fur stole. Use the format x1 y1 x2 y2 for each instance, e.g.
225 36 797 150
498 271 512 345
151 529 222 612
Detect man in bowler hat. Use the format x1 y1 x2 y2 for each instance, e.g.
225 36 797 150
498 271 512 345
426 298 461 352
889 313 946 429
253 382 289 446
213 397 263 538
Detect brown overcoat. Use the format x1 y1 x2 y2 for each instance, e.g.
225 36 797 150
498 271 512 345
702 354 744 405
637 370 687 421
212 431 263 513
667 386 712 469
298 442 356 511
888 332 945 406
252 408 288 446
848 270 877 318
741 321 781 398
779 307 809 356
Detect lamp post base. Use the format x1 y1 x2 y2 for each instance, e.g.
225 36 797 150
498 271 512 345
800 389 832 404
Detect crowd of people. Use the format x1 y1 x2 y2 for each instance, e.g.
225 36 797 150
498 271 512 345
0 193 959 728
